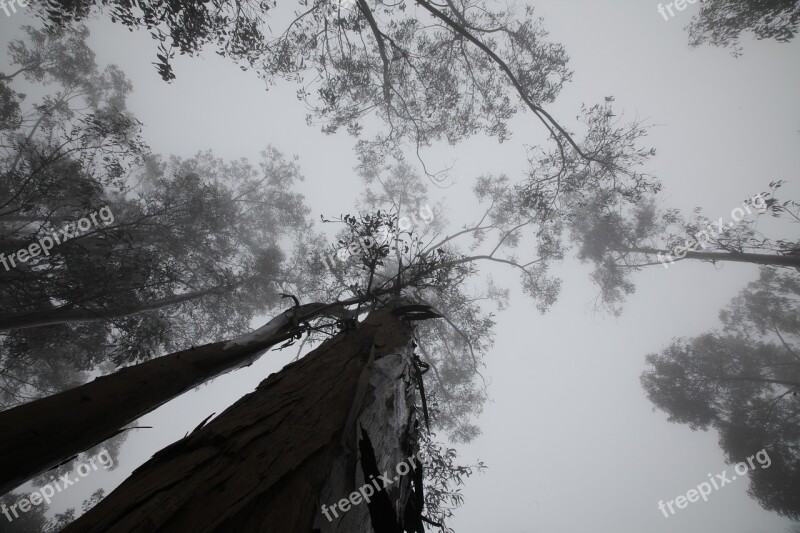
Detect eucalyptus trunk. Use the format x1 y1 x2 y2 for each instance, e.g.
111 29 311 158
0 300 365 495
62 304 426 532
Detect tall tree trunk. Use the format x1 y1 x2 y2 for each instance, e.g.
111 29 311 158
628 246 800 268
0 287 226 331
61 303 427 533
0 300 365 495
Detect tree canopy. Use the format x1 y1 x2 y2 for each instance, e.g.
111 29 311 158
0 26 312 407
642 266 800 519
37 0 595 175
687 0 800 55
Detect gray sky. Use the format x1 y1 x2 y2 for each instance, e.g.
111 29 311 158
1 0 798 531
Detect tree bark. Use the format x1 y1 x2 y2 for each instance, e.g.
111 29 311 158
627 247 800 268
0 287 226 331
0 301 360 495
718 376 800 388
61 303 425 533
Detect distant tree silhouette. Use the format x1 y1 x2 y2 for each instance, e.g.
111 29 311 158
642 267 800 520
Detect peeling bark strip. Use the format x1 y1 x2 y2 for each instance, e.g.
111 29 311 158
61 303 423 533
319 437 426 529
357 429 405 533
352 430 424 533
314 303 425 533
0 301 352 495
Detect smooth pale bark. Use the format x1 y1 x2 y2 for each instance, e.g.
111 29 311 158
0 301 352 495
62 304 425 533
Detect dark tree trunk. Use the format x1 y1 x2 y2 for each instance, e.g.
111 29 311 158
61 304 425 533
0 301 358 495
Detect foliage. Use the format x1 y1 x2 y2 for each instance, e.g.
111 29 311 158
0 492 48 533
516 96 661 313
531 102 799 313
280 163 560 442
657 181 800 263
37 0 580 177
417 426 485 532
0 27 312 408
0 487 106 533
686 0 800 55
641 266 800 519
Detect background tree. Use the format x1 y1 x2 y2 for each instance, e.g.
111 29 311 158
516 98 800 313
1 475 110 533
37 0 621 180
34 0 681 320
35 0 799 321
1 157 566 526
0 491 49 533
641 266 800 520
1 23 144 406
512 96 663 313
0 27 312 408
686 0 800 55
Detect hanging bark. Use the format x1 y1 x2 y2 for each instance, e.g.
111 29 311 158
61 303 427 533
0 300 367 495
